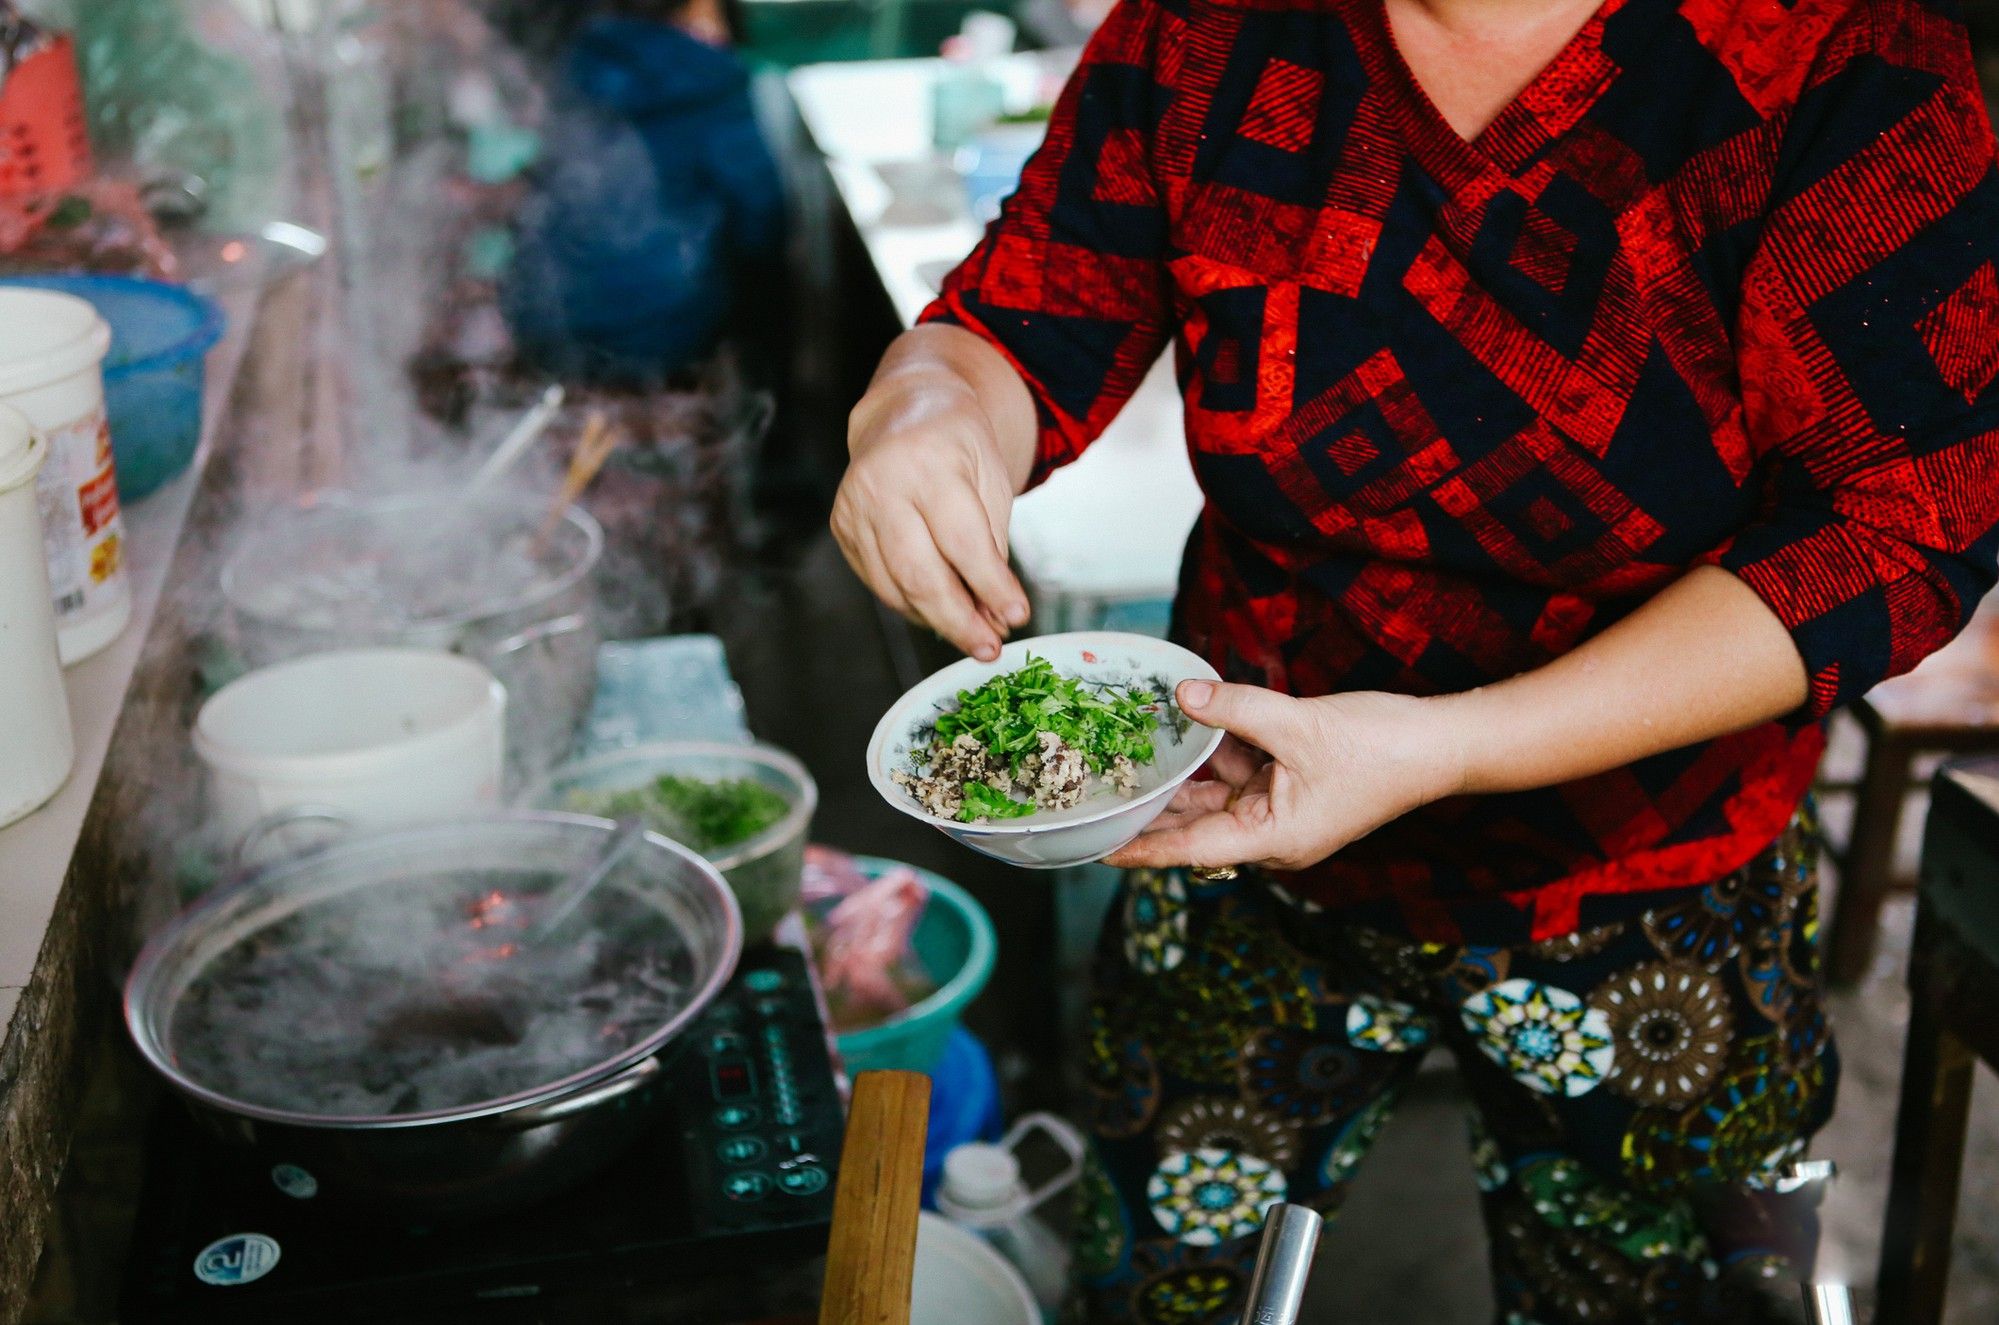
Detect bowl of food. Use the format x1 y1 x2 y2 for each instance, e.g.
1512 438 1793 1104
528 742 816 942
867 632 1223 868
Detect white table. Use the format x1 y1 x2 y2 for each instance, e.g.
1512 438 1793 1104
786 56 1203 618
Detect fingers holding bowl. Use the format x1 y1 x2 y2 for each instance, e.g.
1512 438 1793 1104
1199 734 1268 788
1104 809 1265 869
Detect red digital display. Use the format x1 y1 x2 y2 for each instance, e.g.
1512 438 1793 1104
712 1059 756 1101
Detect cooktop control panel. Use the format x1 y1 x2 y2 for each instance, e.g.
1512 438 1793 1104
667 946 844 1228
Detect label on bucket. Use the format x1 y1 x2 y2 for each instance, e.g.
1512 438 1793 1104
33 403 125 637
193 1233 282 1287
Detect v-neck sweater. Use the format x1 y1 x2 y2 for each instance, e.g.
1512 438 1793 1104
923 0 1999 942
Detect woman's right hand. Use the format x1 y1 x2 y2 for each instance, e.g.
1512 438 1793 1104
832 326 1038 661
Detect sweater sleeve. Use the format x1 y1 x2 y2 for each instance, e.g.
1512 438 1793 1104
1715 1 1999 716
918 0 1178 488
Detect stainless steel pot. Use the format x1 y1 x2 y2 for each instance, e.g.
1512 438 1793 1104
124 813 742 1217
219 492 605 780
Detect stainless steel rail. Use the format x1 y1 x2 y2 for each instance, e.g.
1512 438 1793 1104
1239 1203 1324 1325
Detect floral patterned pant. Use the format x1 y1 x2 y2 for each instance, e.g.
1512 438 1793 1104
1073 812 1836 1324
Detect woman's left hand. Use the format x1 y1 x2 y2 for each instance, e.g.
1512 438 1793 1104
1103 681 1468 873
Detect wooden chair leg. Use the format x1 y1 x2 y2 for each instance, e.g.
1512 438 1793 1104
1827 736 1913 984
1877 902 1977 1325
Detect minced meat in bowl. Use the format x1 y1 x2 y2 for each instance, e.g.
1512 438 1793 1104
867 633 1226 869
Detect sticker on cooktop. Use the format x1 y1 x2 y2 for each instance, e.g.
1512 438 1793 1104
194 1233 282 1287
270 1164 318 1199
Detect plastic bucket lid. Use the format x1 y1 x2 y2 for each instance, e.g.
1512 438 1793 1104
193 648 506 783
0 402 41 491
1 274 224 377
0 287 110 395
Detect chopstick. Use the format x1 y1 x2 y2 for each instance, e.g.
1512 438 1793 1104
471 384 567 490
532 409 620 552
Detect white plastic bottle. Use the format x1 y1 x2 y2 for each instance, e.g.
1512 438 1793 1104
935 1112 1086 1324
930 12 1015 153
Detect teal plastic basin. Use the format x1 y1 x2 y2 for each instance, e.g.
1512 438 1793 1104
830 857 996 1075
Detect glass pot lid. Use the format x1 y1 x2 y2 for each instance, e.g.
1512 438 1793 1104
125 813 741 1128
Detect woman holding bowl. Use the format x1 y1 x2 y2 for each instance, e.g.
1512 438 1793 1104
833 0 1999 1317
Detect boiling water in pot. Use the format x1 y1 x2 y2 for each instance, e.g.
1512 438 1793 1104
168 868 691 1118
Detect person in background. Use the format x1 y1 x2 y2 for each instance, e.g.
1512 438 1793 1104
501 0 784 382
830 0 1999 1318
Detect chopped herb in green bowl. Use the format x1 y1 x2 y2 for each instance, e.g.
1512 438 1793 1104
567 774 791 853
544 743 817 943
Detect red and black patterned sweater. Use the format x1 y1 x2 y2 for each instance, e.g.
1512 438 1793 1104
922 0 1999 941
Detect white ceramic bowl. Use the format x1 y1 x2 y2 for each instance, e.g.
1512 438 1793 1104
867 632 1223 869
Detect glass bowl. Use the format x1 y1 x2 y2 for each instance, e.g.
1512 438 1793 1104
527 741 817 942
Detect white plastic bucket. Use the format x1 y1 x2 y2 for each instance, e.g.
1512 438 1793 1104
910 1212 1039 1325
0 403 75 827
0 286 131 664
193 648 507 862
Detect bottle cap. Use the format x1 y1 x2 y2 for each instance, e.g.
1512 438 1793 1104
940 1142 1023 1211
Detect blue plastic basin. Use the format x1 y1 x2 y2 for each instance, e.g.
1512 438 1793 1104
1 274 225 501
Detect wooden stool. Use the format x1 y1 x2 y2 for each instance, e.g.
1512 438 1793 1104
1824 609 1999 985
1876 757 1999 1324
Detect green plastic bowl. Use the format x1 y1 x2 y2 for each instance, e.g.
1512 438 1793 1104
829 857 996 1075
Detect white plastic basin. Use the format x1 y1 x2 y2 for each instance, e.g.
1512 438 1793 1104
911 1213 1039 1325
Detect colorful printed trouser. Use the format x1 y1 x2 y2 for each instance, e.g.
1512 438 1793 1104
1074 812 1837 1324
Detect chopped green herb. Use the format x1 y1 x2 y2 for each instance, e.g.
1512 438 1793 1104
569 774 790 852
933 655 1163 779
961 780 1035 822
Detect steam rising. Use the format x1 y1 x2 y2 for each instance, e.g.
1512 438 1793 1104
169 865 692 1117
228 501 565 635
115 3 770 1137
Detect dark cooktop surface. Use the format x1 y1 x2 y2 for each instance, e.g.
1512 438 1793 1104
120 946 841 1323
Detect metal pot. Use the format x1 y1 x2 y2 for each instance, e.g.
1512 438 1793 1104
124 813 742 1218
219 492 605 781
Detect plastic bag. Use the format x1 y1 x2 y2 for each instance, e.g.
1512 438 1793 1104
802 847 938 1032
